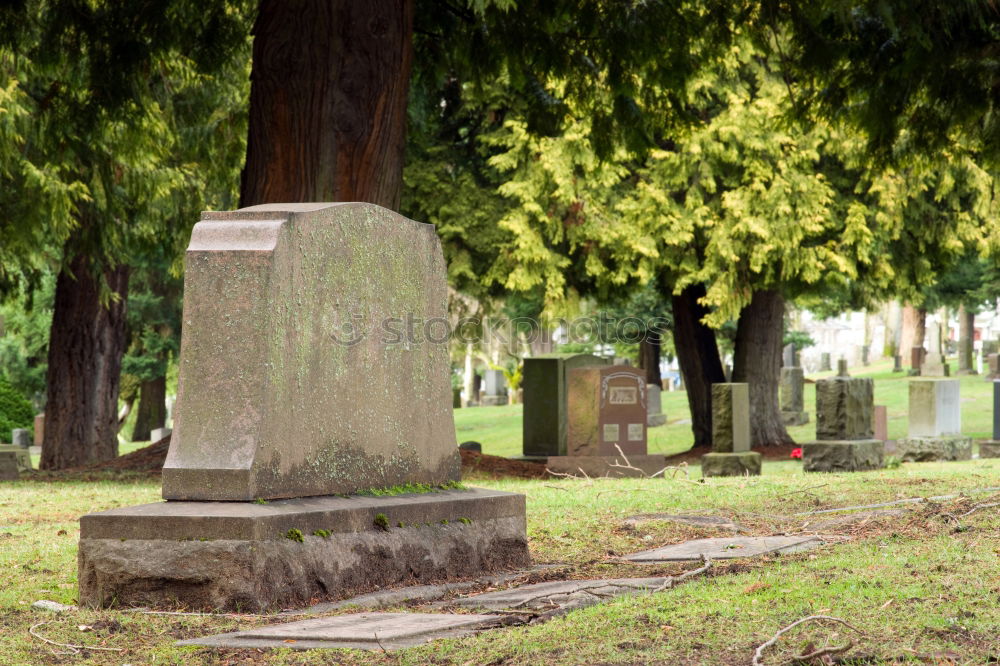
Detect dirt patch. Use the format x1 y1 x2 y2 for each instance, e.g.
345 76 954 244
459 449 547 479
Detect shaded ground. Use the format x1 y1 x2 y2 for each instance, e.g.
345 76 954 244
662 443 800 465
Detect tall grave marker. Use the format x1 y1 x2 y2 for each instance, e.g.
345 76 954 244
896 378 971 461
78 203 529 611
780 366 809 426
522 353 608 458
802 363 884 472
979 382 1000 458
702 383 761 477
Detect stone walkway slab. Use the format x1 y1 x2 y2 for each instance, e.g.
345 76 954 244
451 577 669 611
177 612 500 650
624 535 827 562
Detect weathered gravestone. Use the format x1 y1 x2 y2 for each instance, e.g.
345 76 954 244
910 347 926 375
646 383 667 427
522 353 609 458
819 353 831 372
802 365 883 472
547 365 665 476
985 353 1000 381
0 445 32 473
0 450 18 481
481 369 507 407
780 367 809 426
11 428 29 449
33 413 44 446
78 203 529 611
896 378 971 461
921 352 950 377
979 382 1000 458
702 383 761 477
893 354 903 373
782 344 795 368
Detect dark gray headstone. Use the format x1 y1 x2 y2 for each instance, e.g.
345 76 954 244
522 354 609 457
893 355 903 372
820 352 831 372
458 441 482 453
11 429 30 449
782 343 795 368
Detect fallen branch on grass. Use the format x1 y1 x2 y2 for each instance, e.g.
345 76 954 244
793 639 854 661
751 615 861 666
651 554 712 592
29 621 124 655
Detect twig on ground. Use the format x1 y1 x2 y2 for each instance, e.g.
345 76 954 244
542 485 570 491
29 621 124 655
958 500 1000 519
793 640 854 661
652 554 712 592
544 468 579 479
373 631 387 653
751 615 861 666
785 483 829 496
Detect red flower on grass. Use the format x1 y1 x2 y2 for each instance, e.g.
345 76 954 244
790 447 803 459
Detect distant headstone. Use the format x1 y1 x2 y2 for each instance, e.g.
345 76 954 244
33 414 44 446
782 344 795 368
873 405 888 442
910 347 925 375
452 388 462 408
702 383 761 477
921 352 950 377
646 384 667 427
819 353 831 372
861 345 870 366
481 369 507 406
780 367 809 426
897 379 971 461
0 445 31 473
547 365 665 477
150 427 171 443
11 429 29 449
836 358 849 377
980 382 1000 459
985 353 1000 381
458 441 482 453
78 203 528 612
984 340 1000 356
803 372 883 472
892 355 903 373
522 354 609 457
0 451 18 481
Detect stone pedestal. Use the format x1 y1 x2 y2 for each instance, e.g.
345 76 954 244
802 440 884 472
701 451 761 477
780 367 809 426
897 378 969 461
896 436 972 461
804 373 884 472
0 444 31 473
79 488 529 611
980 441 1000 458
702 383 761 477
921 353 950 377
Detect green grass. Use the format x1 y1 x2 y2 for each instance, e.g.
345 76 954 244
2 461 1000 663
456 357 996 458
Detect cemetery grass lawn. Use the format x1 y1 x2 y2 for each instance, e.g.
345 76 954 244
457 357 996 457
3 459 1000 664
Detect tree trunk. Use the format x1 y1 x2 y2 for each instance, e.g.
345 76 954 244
639 333 662 386
240 0 414 209
732 289 794 447
900 303 918 362
131 375 167 441
670 284 726 449
958 304 975 374
40 256 128 469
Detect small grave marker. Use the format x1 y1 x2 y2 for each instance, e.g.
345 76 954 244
702 383 761 477
897 378 972 461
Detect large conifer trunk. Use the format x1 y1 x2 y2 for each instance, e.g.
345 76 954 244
732 289 793 447
240 0 414 209
131 375 167 441
40 255 128 469
671 284 726 449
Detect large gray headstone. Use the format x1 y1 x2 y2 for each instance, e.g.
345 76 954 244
162 203 459 501
11 429 30 449
711 383 749 453
522 354 609 457
815 376 874 440
907 379 961 437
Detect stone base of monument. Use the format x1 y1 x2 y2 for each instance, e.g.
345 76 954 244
647 413 667 427
780 410 809 426
802 440 884 473
700 452 762 477
78 488 528 612
0 444 32 472
895 436 973 462
545 455 666 478
481 395 507 407
979 441 1000 458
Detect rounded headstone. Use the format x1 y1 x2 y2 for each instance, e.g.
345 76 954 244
458 441 482 453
